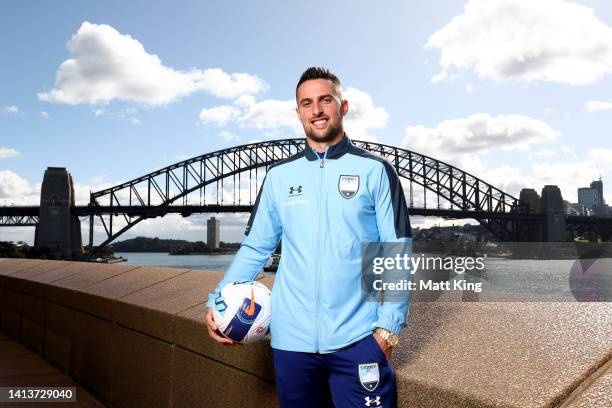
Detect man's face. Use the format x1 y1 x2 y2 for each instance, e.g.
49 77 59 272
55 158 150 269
296 79 348 143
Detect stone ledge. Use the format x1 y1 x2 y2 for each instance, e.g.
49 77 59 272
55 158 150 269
1 258 611 407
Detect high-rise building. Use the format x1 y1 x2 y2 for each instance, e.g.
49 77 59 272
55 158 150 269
578 187 600 210
207 216 220 250
590 179 605 205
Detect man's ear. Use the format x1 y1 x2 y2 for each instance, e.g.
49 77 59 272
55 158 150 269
341 99 349 117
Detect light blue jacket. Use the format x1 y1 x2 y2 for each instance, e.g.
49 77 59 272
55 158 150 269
207 135 412 353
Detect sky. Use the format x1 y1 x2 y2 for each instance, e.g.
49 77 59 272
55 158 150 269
1 0 611 245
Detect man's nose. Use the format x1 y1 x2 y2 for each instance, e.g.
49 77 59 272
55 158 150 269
312 101 322 115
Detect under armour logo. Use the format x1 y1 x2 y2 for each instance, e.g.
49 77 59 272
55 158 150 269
289 185 302 196
365 396 381 407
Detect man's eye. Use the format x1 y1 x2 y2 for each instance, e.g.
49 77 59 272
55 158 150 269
323 97 333 103
302 102 311 107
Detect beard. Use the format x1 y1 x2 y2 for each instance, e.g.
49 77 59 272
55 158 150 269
304 123 342 143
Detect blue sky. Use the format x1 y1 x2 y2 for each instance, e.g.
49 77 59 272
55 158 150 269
1 0 611 244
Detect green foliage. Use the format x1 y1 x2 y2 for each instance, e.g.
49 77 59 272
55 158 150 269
0 241 51 259
111 236 240 253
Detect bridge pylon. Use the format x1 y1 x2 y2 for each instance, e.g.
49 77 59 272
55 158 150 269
35 167 83 259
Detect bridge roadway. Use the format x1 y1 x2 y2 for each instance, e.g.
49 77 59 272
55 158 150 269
7 204 612 222
1 258 611 407
0 204 549 219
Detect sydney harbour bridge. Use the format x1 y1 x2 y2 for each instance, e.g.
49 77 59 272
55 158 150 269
1 138 611 258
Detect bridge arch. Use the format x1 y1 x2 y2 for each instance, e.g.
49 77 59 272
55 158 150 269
88 138 523 248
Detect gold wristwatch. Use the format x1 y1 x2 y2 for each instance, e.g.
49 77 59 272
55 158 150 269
375 328 400 346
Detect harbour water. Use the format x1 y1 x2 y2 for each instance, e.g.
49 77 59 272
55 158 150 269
114 252 612 301
115 252 235 272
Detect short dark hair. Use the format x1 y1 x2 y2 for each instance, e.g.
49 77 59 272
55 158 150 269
296 66 342 99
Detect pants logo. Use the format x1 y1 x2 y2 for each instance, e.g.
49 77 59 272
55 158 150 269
289 186 302 196
358 362 380 391
364 396 381 406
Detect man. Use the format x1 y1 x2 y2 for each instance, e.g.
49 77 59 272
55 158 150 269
204 67 412 407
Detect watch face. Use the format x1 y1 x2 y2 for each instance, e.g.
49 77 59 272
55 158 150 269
388 334 400 346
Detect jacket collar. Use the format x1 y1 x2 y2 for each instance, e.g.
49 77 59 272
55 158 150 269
303 133 351 161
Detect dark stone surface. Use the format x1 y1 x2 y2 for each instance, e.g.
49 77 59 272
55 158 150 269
21 294 45 355
111 325 172 408
172 346 278 408
175 302 275 382
43 301 75 373
1 289 22 340
71 311 113 405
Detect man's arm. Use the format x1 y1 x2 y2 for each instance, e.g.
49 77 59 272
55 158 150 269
204 173 281 342
372 160 412 337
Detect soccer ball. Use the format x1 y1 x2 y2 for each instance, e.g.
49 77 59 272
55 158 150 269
212 280 271 344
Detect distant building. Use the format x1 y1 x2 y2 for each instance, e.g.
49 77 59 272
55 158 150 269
575 178 610 217
590 179 605 206
564 201 588 216
578 187 600 211
207 216 220 249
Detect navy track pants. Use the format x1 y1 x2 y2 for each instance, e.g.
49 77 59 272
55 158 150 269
272 334 397 407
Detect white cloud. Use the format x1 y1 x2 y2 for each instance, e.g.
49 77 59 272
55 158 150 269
40 111 49 119
199 94 300 133
130 117 141 125
343 87 388 141
199 105 237 125
425 0 612 85
403 113 558 154
94 108 104 116
560 146 578 160
0 170 39 203
2 105 21 116
528 148 556 160
198 86 389 141
238 97 298 130
588 148 612 170
0 147 20 159
479 165 530 197
585 100 612 112
458 160 607 205
219 130 239 142
402 113 559 176
473 147 612 203
38 22 268 106
530 161 606 201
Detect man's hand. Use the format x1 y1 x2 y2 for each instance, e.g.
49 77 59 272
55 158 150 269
373 331 392 360
204 307 241 346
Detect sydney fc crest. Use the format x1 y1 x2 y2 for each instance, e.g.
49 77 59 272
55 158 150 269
338 175 359 199
358 363 380 391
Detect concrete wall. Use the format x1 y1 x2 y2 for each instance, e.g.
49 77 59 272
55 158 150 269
1 258 611 407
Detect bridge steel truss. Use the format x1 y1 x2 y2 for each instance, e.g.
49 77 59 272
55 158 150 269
88 138 528 249
0 206 39 226
0 215 39 226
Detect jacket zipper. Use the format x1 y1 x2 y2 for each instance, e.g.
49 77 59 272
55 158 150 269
314 148 326 352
